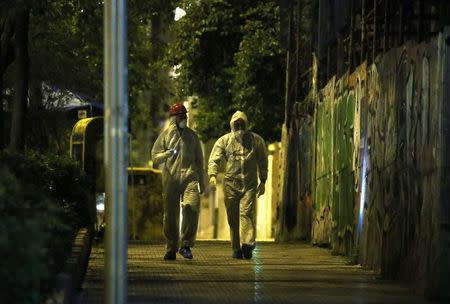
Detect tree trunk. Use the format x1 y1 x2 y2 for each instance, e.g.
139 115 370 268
0 72 3 150
0 11 15 71
9 8 29 152
0 14 3 150
0 11 15 150
29 71 42 111
28 65 48 150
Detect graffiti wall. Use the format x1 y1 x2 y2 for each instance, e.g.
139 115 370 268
359 33 449 290
284 28 450 295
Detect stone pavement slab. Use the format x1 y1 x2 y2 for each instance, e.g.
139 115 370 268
80 241 429 303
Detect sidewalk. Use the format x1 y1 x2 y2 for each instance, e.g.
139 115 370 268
80 241 429 303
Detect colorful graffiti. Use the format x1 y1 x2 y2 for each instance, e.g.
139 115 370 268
281 28 450 296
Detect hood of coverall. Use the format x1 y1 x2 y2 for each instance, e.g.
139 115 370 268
229 111 249 132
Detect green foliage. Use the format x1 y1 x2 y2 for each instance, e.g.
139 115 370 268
0 151 91 302
168 0 243 139
26 0 177 163
29 0 103 101
0 0 37 10
127 0 177 166
169 0 283 141
0 151 92 228
231 2 283 141
0 167 55 303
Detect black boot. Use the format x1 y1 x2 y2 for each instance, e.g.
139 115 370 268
164 250 176 260
179 246 193 259
241 244 253 259
232 249 243 259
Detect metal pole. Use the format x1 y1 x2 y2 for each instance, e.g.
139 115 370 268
104 0 128 303
373 0 377 63
361 0 366 63
348 0 354 72
284 1 293 126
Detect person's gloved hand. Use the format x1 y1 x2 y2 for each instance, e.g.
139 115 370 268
197 182 204 195
163 149 175 160
257 181 265 197
209 176 217 191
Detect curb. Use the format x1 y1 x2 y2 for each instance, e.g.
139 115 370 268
46 227 92 304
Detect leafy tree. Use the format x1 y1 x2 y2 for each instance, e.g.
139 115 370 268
29 1 103 103
0 0 103 151
2 0 177 161
168 0 244 140
169 0 283 142
231 2 283 141
29 0 177 163
127 0 177 166
0 1 35 151
0 151 91 302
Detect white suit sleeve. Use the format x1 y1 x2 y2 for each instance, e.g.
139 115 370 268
256 135 268 182
151 130 168 166
208 137 226 178
194 133 206 191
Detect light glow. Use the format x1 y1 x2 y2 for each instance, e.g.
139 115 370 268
96 192 106 212
97 203 105 212
358 144 368 238
174 7 186 21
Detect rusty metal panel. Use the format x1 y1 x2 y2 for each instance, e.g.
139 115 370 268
311 73 357 253
286 26 449 298
357 32 448 295
306 29 449 296
299 116 313 198
332 81 356 254
431 27 450 299
296 114 314 240
312 77 335 246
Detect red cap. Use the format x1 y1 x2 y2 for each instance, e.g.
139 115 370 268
169 103 187 116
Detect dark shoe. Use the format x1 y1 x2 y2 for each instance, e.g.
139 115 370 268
232 249 243 259
241 244 253 259
179 246 193 259
164 251 176 260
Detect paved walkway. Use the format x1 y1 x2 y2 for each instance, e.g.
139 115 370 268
80 241 429 303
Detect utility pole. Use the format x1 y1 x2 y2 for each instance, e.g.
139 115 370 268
104 0 128 303
284 1 295 127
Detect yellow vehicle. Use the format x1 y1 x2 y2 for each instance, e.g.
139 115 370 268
70 117 164 241
127 167 164 240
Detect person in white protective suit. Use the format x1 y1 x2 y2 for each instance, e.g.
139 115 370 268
151 102 205 260
208 111 268 259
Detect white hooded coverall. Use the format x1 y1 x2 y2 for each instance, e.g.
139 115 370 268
152 119 205 252
208 111 268 251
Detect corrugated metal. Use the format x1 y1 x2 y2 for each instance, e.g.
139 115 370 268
285 27 450 296
360 36 445 283
310 73 357 253
434 27 450 299
332 81 355 253
312 77 335 245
